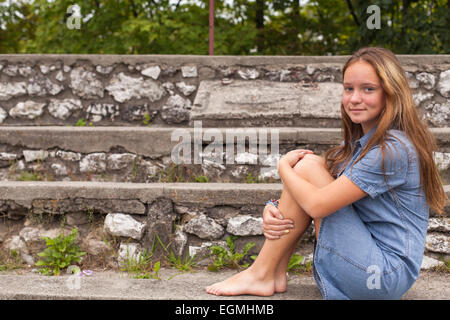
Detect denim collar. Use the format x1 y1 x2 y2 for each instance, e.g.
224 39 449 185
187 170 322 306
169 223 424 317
355 124 378 149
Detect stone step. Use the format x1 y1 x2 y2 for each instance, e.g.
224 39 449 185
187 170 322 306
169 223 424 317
0 126 448 184
190 81 344 128
0 182 448 285
0 181 448 255
1 54 448 129
0 180 448 217
0 269 448 300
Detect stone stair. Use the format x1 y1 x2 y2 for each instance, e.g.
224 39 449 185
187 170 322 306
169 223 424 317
0 126 448 184
0 54 449 300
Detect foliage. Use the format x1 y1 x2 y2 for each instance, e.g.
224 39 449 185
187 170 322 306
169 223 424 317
195 175 210 183
0 249 25 272
74 118 93 127
287 253 312 273
168 251 198 273
120 247 161 279
208 235 255 271
35 228 86 276
0 0 448 55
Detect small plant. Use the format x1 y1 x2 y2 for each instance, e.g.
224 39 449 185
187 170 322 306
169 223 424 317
208 236 255 272
142 113 152 126
75 118 86 126
287 253 312 274
432 257 450 273
287 253 304 271
119 234 165 280
244 172 267 184
18 171 43 181
195 175 209 183
0 249 24 272
35 228 86 276
168 251 198 273
157 163 186 182
75 118 93 127
120 246 149 274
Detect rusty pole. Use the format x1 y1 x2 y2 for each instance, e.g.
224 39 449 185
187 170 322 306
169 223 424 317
209 0 214 55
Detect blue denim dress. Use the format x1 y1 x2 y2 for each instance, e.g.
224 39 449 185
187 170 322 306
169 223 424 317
313 125 429 300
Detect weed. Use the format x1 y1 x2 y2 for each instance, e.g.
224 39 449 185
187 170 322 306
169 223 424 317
195 175 209 183
244 172 268 184
35 228 86 276
0 249 24 272
119 246 160 279
18 171 43 181
157 163 186 182
431 257 450 273
168 251 198 273
142 113 152 126
75 118 93 127
207 236 255 272
131 157 140 180
150 231 199 278
244 172 277 184
287 253 312 274
119 233 172 279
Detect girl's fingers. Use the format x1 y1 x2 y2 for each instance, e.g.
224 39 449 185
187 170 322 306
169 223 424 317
263 229 292 239
269 208 284 220
264 233 279 240
265 213 294 225
263 223 294 232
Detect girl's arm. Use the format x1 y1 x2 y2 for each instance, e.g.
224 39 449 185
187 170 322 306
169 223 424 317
278 159 367 219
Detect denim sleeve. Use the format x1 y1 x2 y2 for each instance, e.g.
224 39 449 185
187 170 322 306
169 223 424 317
343 139 408 199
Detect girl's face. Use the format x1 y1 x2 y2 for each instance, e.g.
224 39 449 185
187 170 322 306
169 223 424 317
342 61 386 134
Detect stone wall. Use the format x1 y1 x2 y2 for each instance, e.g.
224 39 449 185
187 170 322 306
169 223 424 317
0 54 448 127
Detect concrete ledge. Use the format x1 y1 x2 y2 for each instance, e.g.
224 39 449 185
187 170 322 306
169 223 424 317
0 181 282 208
1 54 450 67
0 181 448 216
0 269 448 300
0 126 448 156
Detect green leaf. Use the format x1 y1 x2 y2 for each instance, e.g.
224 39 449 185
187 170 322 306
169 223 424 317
154 261 160 273
35 260 47 266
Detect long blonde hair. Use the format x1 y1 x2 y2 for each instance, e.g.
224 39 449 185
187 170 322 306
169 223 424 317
325 47 447 215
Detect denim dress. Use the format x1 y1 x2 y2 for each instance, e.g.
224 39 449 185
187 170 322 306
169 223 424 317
313 125 429 300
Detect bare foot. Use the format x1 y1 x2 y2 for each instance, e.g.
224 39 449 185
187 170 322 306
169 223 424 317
274 271 288 293
205 268 275 296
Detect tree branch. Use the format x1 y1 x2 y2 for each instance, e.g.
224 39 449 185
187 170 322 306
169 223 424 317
345 0 360 26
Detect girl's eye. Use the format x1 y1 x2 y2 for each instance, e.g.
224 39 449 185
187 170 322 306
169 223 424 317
344 87 353 92
365 87 374 92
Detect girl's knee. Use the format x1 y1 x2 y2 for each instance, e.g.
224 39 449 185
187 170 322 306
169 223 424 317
293 154 326 175
303 154 326 166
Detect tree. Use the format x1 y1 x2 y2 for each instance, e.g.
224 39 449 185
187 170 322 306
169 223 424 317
0 0 448 55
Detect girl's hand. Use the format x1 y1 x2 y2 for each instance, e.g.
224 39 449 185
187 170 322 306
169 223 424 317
279 149 314 168
262 203 294 240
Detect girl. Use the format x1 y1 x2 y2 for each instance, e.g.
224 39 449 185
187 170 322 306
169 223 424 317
205 47 447 299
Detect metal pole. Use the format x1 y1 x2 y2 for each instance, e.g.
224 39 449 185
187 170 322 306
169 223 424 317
209 0 214 55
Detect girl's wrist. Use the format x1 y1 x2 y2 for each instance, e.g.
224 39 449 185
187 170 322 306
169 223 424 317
265 199 279 208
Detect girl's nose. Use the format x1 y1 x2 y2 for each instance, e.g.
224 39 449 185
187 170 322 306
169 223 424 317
350 89 362 103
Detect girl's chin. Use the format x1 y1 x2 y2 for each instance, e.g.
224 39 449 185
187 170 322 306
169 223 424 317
349 117 365 124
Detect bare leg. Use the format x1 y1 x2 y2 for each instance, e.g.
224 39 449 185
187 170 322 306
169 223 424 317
205 155 334 296
205 194 312 296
